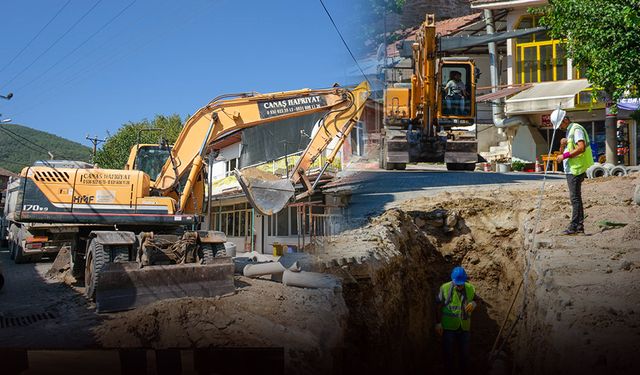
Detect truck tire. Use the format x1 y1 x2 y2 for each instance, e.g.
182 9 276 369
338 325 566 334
85 240 107 301
14 240 28 264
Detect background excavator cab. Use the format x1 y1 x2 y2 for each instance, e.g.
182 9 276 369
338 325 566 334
438 59 476 120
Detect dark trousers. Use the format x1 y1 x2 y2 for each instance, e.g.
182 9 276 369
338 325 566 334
566 172 586 230
442 329 470 371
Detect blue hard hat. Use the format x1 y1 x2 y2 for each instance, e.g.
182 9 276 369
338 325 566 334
451 266 467 286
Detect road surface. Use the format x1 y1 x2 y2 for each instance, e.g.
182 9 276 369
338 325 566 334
323 168 566 228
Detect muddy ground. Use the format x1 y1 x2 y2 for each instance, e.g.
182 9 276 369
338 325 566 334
12 174 639 374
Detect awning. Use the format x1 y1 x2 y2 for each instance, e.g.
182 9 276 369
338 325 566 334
476 84 532 102
505 79 591 114
440 27 546 51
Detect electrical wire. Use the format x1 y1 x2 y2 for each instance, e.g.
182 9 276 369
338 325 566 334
0 124 76 159
0 158 29 168
15 0 138 93
318 0 372 88
11 0 216 117
0 0 72 75
0 0 103 91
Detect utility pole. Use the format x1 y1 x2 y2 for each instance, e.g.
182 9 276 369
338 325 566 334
86 135 106 161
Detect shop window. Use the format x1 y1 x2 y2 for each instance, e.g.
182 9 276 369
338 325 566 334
212 204 252 237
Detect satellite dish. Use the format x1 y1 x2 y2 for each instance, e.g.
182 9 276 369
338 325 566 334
550 108 566 129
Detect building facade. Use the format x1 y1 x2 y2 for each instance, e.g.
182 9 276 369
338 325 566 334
472 0 639 166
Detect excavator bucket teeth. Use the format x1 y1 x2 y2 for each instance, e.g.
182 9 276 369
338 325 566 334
234 169 294 216
95 258 235 313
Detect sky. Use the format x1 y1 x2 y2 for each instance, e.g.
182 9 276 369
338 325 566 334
0 0 370 146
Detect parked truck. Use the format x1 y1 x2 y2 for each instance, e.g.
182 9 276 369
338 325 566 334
4 82 369 312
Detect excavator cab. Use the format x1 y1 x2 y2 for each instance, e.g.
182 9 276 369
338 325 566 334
125 144 172 182
438 59 476 120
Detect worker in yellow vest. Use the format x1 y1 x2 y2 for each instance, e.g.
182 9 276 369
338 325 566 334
435 266 476 371
556 116 594 235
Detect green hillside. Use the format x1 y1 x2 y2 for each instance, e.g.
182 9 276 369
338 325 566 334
0 123 91 173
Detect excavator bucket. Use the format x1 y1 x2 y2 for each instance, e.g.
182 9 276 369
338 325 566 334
95 259 235 313
234 169 294 216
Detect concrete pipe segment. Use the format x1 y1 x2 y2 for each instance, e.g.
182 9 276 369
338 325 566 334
587 163 608 178
282 269 341 291
609 165 628 177
243 262 286 278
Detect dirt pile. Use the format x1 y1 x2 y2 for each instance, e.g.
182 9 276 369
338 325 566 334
95 276 347 374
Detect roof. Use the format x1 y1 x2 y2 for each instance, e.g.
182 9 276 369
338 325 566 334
470 0 548 9
384 12 485 58
0 167 17 177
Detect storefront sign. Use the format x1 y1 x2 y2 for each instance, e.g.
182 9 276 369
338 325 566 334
618 98 640 111
541 114 552 128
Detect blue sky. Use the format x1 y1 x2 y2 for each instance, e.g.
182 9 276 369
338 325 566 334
0 0 368 145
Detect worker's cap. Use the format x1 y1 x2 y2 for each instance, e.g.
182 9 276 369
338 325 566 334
451 266 467 286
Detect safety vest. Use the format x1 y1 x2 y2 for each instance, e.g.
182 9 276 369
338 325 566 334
567 123 594 176
439 281 475 331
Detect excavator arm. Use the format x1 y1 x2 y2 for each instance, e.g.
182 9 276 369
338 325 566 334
154 81 369 215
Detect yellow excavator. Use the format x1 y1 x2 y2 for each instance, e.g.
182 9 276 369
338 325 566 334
381 14 478 171
5 82 369 312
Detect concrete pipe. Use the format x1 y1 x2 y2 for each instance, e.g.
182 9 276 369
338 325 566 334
609 165 628 177
243 262 286 278
282 269 341 291
588 164 608 178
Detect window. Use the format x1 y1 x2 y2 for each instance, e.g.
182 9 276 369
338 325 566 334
212 203 252 237
265 206 304 237
225 158 239 176
515 15 567 84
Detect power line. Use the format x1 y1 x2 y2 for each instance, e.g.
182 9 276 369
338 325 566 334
11 0 216 117
10 0 180 100
317 0 372 88
0 124 74 159
0 0 72 75
15 0 138 93
0 158 29 168
0 126 48 155
0 0 103 91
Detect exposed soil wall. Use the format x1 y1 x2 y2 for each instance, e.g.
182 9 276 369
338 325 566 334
317 194 528 373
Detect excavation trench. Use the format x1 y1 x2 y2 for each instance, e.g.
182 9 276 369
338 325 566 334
319 197 528 374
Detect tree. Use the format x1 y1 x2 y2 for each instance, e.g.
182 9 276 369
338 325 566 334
535 0 640 163
94 114 183 169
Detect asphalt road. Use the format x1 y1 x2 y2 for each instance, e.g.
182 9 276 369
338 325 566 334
0 247 100 349
324 168 566 228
